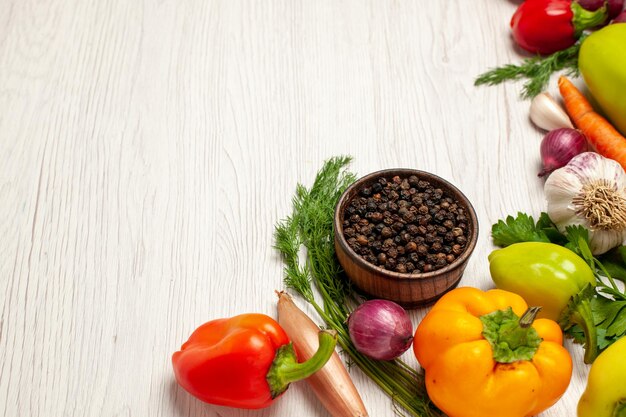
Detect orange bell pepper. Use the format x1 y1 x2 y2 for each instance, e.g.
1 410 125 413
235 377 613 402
413 287 572 417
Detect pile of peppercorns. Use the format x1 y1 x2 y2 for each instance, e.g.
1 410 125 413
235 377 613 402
342 174 470 274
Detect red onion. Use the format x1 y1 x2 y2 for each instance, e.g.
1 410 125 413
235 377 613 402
577 0 624 19
538 128 588 177
613 9 626 22
576 0 605 11
608 0 625 19
347 299 413 361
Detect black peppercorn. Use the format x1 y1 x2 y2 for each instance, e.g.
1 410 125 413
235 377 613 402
381 227 393 238
392 222 404 232
370 212 383 223
342 174 469 274
377 252 387 264
385 258 397 270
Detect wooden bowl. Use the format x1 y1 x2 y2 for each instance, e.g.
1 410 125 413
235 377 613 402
334 169 479 308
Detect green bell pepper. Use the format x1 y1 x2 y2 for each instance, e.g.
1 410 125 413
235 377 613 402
489 242 596 320
579 23 626 136
578 336 626 417
489 242 598 362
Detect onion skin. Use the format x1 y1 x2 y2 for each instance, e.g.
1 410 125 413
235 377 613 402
576 0 623 22
276 291 368 417
538 128 588 177
607 0 625 19
576 0 605 10
613 10 626 22
347 300 413 361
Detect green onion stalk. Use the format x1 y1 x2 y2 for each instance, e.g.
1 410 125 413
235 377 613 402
274 156 444 417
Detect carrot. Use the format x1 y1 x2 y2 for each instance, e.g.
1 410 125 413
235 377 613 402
558 76 626 171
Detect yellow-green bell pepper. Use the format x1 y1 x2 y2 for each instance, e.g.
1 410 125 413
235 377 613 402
489 242 596 320
579 23 626 136
489 242 598 362
578 336 626 417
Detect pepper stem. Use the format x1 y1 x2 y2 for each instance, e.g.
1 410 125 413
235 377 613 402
266 330 337 399
571 2 608 37
615 400 626 417
480 307 542 363
519 306 542 328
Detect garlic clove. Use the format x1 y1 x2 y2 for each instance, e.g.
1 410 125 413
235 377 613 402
530 92 574 131
545 164 583 200
590 229 625 255
598 156 626 188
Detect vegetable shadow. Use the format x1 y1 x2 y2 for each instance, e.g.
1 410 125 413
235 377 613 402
167 378 321 417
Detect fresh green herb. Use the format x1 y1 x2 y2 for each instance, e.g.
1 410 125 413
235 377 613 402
475 38 584 99
491 212 553 247
598 246 626 283
569 296 626 351
558 284 598 363
563 225 594 264
275 156 443 417
492 211 626 361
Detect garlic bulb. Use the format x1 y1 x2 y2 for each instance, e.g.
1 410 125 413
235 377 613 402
545 152 626 255
529 92 574 131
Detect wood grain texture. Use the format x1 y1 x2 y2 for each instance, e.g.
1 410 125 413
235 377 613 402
0 0 588 416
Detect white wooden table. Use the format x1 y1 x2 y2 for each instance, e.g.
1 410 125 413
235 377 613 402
0 1 591 416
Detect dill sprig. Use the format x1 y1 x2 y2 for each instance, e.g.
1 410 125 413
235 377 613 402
475 38 585 99
274 156 444 417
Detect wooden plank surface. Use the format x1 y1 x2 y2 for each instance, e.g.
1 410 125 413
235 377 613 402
0 1 590 416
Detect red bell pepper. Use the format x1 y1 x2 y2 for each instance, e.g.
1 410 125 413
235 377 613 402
172 313 337 409
511 0 608 54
